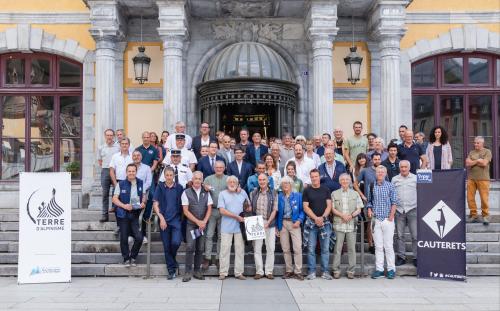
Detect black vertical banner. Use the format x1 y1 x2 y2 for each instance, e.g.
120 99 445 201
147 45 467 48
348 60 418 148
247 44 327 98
417 169 466 281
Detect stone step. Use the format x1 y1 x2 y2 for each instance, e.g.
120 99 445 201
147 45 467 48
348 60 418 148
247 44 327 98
1 262 499 277
1 251 497 265
1 240 498 254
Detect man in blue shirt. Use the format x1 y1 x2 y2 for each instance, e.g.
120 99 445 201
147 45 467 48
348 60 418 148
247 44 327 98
153 166 184 280
318 148 346 192
397 129 428 174
366 165 399 280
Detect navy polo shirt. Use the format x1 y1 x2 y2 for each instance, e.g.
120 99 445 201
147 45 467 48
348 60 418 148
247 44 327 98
397 143 424 174
136 145 159 167
153 182 184 223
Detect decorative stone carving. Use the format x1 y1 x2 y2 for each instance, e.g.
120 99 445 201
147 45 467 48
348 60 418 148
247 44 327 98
219 0 273 18
212 22 283 41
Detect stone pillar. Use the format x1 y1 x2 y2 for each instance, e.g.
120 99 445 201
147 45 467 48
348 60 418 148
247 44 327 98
306 0 338 136
114 42 127 130
369 0 408 141
157 0 188 131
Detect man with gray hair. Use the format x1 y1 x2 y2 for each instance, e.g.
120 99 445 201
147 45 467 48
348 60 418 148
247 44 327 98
391 160 417 267
331 173 363 279
466 136 492 225
165 121 193 150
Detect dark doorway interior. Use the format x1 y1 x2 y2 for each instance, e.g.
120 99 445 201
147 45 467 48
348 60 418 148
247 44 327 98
219 104 277 138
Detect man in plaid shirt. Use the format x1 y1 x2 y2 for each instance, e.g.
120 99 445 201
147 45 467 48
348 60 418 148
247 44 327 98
366 165 399 279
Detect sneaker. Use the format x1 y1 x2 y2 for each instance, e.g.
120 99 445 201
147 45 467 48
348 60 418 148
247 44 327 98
218 274 226 280
254 274 263 280
395 257 406 266
306 273 316 280
142 236 148 244
282 272 294 279
369 246 375 254
99 215 108 223
123 259 131 267
386 270 396 279
371 270 385 279
130 258 137 267
235 275 246 280
321 272 333 280
413 259 418 267
167 272 176 280
182 274 192 282
333 271 341 279
483 216 490 226
347 271 355 279
193 271 205 280
294 274 304 281
468 215 479 223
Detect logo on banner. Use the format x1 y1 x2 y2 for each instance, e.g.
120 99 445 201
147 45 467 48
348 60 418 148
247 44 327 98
26 188 65 231
30 266 61 276
422 200 461 239
417 169 433 183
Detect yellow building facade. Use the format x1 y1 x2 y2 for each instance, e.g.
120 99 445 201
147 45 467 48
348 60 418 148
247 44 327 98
0 0 498 205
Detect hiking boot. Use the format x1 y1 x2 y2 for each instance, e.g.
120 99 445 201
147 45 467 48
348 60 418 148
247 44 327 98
333 271 341 279
483 216 490 226
468 215 480 223
386 270 396 279
371 270 385 279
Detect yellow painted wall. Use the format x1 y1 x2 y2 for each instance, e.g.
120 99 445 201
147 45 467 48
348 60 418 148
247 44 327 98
126 102 163 147
124 42 163 87
333 42 370 87
407 0 500 11
0 0 89 12
333 102 369 136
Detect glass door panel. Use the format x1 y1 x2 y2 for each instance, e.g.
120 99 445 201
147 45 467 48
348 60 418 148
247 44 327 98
30 96 54 172
440 95 464 168
1 96 26 179
412 95 435 136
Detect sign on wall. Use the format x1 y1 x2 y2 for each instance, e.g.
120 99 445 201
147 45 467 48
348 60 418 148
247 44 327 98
18 173 72 284
417 169 466 282
244 215 266 241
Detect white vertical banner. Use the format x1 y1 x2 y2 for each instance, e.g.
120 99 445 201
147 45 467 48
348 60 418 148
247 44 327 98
18 172 72 284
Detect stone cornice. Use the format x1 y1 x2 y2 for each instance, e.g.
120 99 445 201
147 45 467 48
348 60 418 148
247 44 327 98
368 0 409 41
156 0 189 40
406 11 500 24
306 0 339 41
0 12 90 24
88 0 126 41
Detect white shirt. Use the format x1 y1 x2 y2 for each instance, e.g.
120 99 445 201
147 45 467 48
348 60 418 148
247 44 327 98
181 187 213 206
201 136 211 147
285 157 315 185
236 160 243 174
165 133 193 151
305 152 321 168
109 152 133 181
162 148 198 167
392 173 417 213
136 163 152 192
159 163 193 188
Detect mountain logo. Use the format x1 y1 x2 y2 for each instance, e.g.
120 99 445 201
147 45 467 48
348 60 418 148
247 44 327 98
422 200 461 239
26 188 64 225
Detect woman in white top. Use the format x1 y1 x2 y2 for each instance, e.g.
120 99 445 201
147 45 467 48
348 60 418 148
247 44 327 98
305 139 321 168
264 153 282 191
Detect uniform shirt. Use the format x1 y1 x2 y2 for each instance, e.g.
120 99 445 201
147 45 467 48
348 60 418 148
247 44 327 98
135 144 159 167
135 163 152 192
98 143 119 168
159 163 193 188
163 148 198 168
284 157 316 185
218 190 249 234
153 182 184 223
109 152 133 181
165 133 193 151
392 173 417 214
181 187 213 206
366 180 399 221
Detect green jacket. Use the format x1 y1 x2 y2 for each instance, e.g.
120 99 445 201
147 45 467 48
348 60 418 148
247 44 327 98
331 188 361 227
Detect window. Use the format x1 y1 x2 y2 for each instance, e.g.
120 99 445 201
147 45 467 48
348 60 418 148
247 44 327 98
412 53 500 179
0 53 82 181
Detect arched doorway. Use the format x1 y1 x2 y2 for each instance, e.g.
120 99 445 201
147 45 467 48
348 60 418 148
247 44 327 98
197 42 298 138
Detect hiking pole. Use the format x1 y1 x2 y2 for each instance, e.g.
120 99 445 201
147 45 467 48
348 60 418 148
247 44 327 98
360 219 365 277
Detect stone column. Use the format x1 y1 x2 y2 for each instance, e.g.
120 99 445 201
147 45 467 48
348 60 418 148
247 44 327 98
306 0 338 136
157 0 188 131
311 37 335 135
369 0 408 141
114 42 127 130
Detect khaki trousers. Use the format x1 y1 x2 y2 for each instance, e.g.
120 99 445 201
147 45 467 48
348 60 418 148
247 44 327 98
253 227 276 276
279 220 302 275
467 179 490 217
332 230 356 273
219 232 244 277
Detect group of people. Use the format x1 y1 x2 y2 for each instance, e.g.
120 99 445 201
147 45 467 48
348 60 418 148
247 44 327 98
97 120 492 281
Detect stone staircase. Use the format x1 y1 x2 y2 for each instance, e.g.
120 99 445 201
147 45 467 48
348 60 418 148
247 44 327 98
0 209 499 277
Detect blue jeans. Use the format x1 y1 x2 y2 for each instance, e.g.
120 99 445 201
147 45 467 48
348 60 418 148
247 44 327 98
159 219 182 274
307 223 332 275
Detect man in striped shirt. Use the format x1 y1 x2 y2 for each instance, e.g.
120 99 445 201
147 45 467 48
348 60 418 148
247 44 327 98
366 165 399 280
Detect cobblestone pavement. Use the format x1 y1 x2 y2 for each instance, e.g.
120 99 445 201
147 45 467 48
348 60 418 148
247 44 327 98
0 276 498 310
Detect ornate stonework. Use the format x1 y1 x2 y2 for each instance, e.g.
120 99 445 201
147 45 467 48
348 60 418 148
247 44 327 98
219 0 273 18
212 21 283 41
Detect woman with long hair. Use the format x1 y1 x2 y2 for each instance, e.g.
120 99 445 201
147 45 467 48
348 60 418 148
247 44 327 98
263 153 281 191
282 161 304 193
426 126 453 170
160 131 169 150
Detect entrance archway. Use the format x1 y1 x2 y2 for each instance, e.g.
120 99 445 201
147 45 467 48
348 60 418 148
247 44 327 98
197 42 298 138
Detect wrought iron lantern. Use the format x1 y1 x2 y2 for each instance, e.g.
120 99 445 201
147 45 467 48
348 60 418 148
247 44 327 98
132 15 151 84
344 13 363 85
